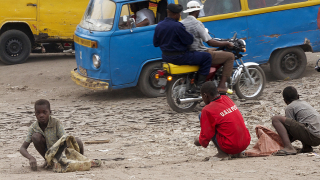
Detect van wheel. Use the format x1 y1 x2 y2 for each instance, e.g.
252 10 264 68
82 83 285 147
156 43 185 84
138 62 164 98
270 47 307 80
0 30 31 64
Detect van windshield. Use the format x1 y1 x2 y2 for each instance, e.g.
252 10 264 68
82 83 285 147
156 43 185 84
80 0 116 31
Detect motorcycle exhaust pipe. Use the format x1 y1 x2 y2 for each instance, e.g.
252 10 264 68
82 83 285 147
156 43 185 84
178 97 203 104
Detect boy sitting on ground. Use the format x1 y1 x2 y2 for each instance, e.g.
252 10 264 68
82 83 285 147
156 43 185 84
194 82 251 160
272 86 320 155
20 99 84 170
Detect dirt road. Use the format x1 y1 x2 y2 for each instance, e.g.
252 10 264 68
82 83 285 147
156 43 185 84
1 53 320 179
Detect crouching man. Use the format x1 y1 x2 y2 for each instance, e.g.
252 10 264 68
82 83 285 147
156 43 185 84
272 86 320 155
20 99 84 170
194 82 251 160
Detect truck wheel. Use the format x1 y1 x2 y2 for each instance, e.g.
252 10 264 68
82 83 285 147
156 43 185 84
138 62 164 98
270 47 307 80
0 30 31 64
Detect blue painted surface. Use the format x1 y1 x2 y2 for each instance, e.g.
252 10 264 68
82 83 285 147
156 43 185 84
109 1 162 86
245 5 320 63
74 27 113 82
74 0 320 90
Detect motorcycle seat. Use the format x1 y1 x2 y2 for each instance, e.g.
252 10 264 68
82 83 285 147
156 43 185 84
163 63 199 74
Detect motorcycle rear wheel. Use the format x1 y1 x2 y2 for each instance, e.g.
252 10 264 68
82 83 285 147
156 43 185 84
166 76 198 113
234 65 266 100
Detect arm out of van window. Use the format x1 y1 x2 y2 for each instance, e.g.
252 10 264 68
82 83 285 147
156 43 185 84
137 18 150 27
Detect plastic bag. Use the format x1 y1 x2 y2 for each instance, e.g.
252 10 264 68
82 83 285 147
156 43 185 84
245 125 284 157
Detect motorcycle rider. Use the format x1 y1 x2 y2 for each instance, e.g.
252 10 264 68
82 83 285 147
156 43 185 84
181 1 235 93
153 3 212 92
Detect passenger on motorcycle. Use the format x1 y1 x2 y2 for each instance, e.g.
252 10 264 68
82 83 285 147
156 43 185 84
153 3 212 92
181 1 235 93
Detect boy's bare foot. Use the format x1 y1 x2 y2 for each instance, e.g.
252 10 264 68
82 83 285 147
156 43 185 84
274 147 297 156
282 147 297 154
230 152 247 158
213 152 229 159
41 161 52 169
41 161 48 168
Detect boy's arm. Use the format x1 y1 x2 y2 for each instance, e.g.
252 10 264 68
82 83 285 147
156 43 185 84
285 106 295 120
20 141 37 171
199 110 216 148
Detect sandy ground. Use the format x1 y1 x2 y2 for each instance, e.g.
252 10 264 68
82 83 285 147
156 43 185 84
1 53 320 180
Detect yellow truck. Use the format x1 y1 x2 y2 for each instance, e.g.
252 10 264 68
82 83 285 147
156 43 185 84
0 0 89 64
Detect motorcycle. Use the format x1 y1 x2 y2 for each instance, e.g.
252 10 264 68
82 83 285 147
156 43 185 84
315 58 320 72
156 33 266 113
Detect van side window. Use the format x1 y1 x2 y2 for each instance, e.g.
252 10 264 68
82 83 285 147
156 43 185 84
248 0 307 10
118 4 130 29
118 1 156 30
179 0 241 19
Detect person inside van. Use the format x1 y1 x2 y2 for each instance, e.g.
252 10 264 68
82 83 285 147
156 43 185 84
181 1 234 93
135 1 155 27
206 0 241 15
153 3 212 93
248 0 266 9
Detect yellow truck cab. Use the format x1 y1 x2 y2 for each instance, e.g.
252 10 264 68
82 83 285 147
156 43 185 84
0 0 89 64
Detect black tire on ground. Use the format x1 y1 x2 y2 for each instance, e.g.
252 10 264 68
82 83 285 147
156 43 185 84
234 65 266 100
166 76 198 113
0 30 31 64
269 47 307 80
138 61 164 98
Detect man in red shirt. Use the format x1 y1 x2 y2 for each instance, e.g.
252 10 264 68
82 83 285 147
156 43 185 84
194 82 251 159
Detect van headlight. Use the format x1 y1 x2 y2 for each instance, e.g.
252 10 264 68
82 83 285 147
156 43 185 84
92 54 101 68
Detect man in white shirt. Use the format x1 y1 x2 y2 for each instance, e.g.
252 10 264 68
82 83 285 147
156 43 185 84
136 1 155 27
181 1 234 93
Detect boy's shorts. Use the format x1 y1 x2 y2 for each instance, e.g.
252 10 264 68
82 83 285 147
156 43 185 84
284 118 320 146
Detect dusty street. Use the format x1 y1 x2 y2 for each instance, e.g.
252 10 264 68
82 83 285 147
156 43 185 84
1 53 320 180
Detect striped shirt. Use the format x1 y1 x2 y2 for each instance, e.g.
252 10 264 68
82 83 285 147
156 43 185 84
181 15 212 52
285 99 320 138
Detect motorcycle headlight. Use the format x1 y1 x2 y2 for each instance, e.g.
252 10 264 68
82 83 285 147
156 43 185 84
239 39 246 47
92 54 101 68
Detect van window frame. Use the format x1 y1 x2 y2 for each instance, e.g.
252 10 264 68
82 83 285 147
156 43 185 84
197 0 317 23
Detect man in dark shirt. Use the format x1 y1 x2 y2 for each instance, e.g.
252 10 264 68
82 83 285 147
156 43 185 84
153 3 212 91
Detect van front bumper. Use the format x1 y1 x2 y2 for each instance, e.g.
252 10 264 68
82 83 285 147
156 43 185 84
71 68 109 90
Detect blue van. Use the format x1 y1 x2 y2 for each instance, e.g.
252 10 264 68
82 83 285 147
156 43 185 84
71 0 320 97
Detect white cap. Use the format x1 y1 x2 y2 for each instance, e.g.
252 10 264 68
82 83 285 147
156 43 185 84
183 1 204 13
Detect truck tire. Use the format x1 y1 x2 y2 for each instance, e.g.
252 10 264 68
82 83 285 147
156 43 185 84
138 62 164 98
0 30 31 64
270 47 307 80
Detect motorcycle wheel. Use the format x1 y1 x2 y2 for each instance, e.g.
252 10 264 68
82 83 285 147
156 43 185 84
166 76 198 113
234 65 266 100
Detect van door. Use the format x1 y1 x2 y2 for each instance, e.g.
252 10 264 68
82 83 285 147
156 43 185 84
0 0 38 21
109 3 161 86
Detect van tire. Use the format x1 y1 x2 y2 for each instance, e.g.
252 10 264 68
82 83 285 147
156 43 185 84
138 62 164 98
0 30 31 64
270 47 307 80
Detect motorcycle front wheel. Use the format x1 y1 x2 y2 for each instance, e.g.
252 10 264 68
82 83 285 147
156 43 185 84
234 65 266 100
166 76 198 113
